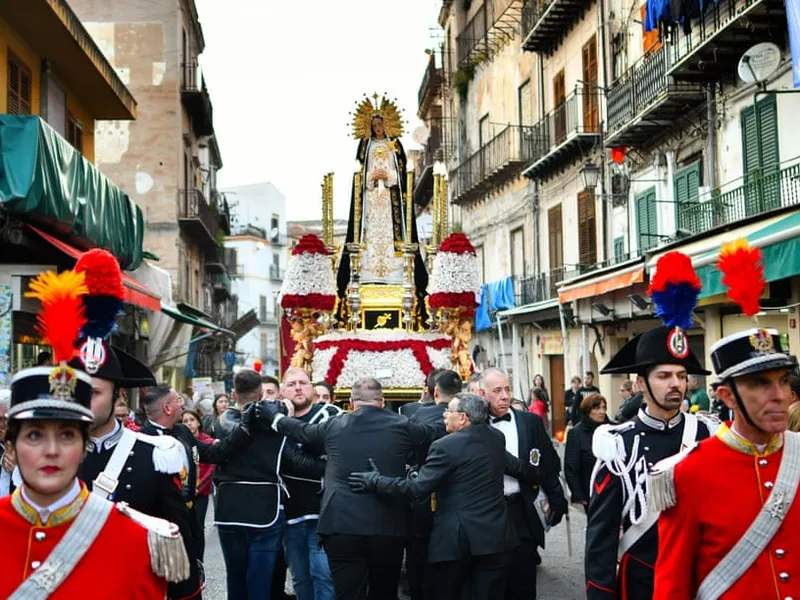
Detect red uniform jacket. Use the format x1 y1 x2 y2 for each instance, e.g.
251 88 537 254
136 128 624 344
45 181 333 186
0 484 167 599
654 426 800 599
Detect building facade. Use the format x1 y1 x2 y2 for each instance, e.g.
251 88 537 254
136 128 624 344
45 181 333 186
225 182 288 377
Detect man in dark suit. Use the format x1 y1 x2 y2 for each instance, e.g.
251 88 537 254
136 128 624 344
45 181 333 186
349 392 538 600
399 368 444 419
479 368 567 600
256 377 436 600
405 369 459 599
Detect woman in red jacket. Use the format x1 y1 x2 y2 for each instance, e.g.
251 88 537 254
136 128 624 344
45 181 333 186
182 409 215 561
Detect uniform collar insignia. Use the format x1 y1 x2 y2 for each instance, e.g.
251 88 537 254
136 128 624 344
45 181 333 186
88 420 123 453
12 482 89 527
638 408 683 431
716 423 783 457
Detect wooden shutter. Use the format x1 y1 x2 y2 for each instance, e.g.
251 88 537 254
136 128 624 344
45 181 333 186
577 191 597 267
674 161 702 232
582 36 599 133
614 236 625 261
636 187 657 251
553 70 566 144
7 54 32 115
518 79 532 126
548 205 563 270
741 96 781 215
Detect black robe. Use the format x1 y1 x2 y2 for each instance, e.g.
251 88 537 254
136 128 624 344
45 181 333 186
336 136 428 326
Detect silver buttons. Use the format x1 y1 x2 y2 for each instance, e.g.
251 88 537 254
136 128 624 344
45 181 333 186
780 572 789 582
644 447 650 452
125 484 132 490
766 482 775 489
759 459 768 467
31 561 41 569
126 466 132 472
777 549 786 559
34 532 46 542
129 451 135 456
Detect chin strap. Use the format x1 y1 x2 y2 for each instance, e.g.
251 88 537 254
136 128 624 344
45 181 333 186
729 378 763 432
643 377 671 412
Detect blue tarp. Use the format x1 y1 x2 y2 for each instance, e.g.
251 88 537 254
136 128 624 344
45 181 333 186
475 277 517 333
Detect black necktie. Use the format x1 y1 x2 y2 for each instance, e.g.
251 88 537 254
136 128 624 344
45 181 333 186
492 413 512 423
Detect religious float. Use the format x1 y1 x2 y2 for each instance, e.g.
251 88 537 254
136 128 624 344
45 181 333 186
279 94 480 403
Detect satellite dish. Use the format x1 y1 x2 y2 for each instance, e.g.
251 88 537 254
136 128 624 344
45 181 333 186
412 126 430 145
738 43 781 84
269 227 279 240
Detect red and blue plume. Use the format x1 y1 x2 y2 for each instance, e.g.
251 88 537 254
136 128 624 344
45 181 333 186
74 249 125 340
647 251 702 330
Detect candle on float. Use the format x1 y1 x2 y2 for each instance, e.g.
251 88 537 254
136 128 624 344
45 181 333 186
406 160 415 243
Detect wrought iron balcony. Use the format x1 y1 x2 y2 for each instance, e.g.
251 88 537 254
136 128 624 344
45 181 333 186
207 271 232 303
606 46 705 147
178 188 219 253
521 0 594 55
449 124 535 205
516 267 566 305
181 61 214 136
269 264 284 281
668 0 785 82
206 247 236 275
418 54 443 117
677 161 800 235
523 87 602 180
456 0 523 69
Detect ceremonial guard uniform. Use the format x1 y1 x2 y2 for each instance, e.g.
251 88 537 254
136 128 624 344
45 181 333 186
585 252 713 599
0 267 189 598
652 240 800 599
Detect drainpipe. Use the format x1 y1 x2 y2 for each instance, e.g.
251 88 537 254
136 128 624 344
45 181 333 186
706 86 717 190
598 0 610 262
533 181 541 276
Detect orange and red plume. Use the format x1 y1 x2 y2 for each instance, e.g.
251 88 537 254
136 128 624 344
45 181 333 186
253 359 263 374
25 270 88 363
717 238 765 317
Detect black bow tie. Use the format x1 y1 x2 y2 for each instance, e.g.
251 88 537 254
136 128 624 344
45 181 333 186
492 413 512 423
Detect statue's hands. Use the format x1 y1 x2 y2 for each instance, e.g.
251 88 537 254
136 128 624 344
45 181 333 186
372 168 387 182
348 458 381 493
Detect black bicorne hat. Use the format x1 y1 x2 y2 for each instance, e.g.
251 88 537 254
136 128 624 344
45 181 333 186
601 326 710 376
710 328 797 380
70 338 157 387
8 365 94 423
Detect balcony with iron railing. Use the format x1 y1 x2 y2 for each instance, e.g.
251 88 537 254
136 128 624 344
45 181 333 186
450 124 535 205
206 246 237 275
456 0 524 69
516 267 566 306
418 54 443 117
668 0 785 82
676 160 800 235
520 0 594 55
181 61 214 136
522 87 602 180
606 46 705 147
207 271 232 303
413 120 444 207
178 188 219 252
269 264 285 281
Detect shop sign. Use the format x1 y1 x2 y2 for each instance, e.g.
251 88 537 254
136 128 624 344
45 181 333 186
540 334 564 355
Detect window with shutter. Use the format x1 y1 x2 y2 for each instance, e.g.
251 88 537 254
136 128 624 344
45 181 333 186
674 161 702 233
741 96 781 215
614 237 625 261
636 187 658 251
7 53 32 115
548 205 563 270
67 114 83 153
577 191 597 268
582 36 599 133
511 227 525 278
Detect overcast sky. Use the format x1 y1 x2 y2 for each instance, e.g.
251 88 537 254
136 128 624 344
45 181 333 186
194 0 443 221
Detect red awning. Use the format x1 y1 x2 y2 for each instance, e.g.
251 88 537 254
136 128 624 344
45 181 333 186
27 225 161 311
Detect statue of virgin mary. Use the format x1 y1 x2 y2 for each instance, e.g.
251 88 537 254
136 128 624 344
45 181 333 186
336 96 428 322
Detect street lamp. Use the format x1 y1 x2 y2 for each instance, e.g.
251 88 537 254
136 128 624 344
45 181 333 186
580 159 601 191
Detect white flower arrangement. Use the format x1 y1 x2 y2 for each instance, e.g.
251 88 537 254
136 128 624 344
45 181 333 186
428 251 481 301
280 252 336 298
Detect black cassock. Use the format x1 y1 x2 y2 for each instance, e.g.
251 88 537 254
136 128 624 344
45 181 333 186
336 136 429 326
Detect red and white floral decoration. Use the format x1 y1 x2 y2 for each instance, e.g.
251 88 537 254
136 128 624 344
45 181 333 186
281 234 337 312
427 233 481 315
311 330 452 388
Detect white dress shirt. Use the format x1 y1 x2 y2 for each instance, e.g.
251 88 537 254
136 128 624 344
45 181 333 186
490 409 521 496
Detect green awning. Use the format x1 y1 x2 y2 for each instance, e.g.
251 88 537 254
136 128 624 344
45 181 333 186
0 115 144 269
161 304 234 337
696 209 800 298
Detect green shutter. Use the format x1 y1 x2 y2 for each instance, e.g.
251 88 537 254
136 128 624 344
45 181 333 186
636 186 657 252
742 96 780 215
674 161 702 233
613 236 625 261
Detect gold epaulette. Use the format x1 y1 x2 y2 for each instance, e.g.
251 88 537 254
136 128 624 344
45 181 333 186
116 502 190 583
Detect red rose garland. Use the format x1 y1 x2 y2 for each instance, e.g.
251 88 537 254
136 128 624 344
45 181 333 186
438 233 476 255
292 234 330 255
282 293 337 311
314 338 451 386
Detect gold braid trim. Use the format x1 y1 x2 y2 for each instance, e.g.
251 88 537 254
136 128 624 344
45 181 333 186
147 529 191 583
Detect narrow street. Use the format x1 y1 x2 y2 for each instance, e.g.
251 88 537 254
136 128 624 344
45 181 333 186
201 500 586 599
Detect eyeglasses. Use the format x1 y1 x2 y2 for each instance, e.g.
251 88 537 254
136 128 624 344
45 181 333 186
445 408 465 414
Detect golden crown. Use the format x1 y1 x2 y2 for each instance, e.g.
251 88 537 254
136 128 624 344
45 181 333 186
350 93 405 140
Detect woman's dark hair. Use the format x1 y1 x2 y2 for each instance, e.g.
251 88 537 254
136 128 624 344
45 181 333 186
370 115 384 137
181 409 202 428
213 394 229 416
580 392 607 416
533 374 546 390
6 419 90 445
510 398 528 412
530 387 548 410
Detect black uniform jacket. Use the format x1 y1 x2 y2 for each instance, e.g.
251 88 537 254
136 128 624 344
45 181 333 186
275 404 436 538
510 410 568 549
213 403 325 528
585 410 710 599
79 424 201 599
371 424 537 562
